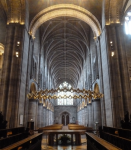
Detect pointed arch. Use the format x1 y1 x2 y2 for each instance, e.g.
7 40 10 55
29 4 101 38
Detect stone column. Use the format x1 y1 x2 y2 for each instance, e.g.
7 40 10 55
84 106 87 126
41 105 44 127
28 99 38 129
50 110 52 125
0 24 30 127
45 107 47 126
37 102 43 128
46 108 49 126
77 111 79 123
82 108 84 125
78 110 80 124
88 103 93 127
50 111 52 125
86 105 89 127
51 111 53 125
43 106 46 127
80 110 82 125
48 109 49 125
52 111 54 124
49 110 50 125
0 54 3 69
49 110 51 125
92 99 101 128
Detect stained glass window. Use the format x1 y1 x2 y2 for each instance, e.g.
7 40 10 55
58 82 73 105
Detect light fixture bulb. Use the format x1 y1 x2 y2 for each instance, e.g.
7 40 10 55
127 12 131 16
111 52 115 57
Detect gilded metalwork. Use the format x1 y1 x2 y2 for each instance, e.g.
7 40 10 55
27 88 103 100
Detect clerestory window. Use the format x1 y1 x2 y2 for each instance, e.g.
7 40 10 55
57 82 73 105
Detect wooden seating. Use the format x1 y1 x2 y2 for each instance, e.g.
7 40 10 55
103 126 131 140
68 124 93 132
68 126 93 132
86 132 122 150
0 127 25 139
100 131 131 150
0 133 42 150
0 133 28 149
68 124 84 127
38 124 63 133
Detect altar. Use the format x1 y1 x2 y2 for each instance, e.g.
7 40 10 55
43 130 86 146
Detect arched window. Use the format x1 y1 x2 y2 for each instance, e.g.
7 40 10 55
125 11 131 35
58 82 73 105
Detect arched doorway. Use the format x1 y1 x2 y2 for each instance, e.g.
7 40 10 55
61 112 70 125
62 115 65 125
66 115 69 125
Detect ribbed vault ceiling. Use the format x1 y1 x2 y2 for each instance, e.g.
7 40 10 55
42 17 91 87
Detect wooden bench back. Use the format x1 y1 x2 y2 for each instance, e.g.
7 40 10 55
0 132 27 149
68 124 84 127
38 124 63 132
0 133 42 150
100 131 131 150
0 127 25 138
86 132 122 150
103 126 131 139
69 126 93 131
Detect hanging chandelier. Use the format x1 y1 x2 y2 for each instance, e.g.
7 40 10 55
27 87 103 100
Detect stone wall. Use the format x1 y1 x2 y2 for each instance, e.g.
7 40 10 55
54 106 77 124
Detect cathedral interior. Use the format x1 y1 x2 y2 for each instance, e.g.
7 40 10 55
0 0 131 149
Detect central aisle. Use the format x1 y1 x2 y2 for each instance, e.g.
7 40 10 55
41 126 87 150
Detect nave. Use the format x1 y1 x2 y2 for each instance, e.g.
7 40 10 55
0 0 131 149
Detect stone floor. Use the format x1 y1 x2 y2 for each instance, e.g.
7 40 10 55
41 135 87 150
41 126 87 150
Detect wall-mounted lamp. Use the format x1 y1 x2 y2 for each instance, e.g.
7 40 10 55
16 52 19 57
110 41 114 50
111 52 115 57
17 41 20 46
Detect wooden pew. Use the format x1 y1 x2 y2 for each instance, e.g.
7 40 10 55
38 124 63 133
48 124 63 128
0 133 28 149
86 132 122 150
100 131 131 150
68 126 93 132
68 124 84 127
0 133 42 150
0 127 25 139
103 126 131 139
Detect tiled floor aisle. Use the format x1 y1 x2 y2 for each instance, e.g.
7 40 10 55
41 126 87 150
